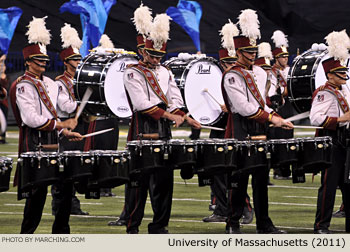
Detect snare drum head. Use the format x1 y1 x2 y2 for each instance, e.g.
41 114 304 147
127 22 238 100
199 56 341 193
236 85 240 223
183 58 224 125
104 54 138 118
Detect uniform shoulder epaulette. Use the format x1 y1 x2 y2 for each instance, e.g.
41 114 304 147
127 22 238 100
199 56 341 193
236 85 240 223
16 76 24 83
162 64 170 71
319 85 326 91
55 74 64 81
126 63 139 68
17 75 33 84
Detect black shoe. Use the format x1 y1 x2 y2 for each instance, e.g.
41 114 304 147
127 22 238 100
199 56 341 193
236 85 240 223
257 226 287 234
149 228 169 234
225 226 242 234
203 214 226 222
332 209 346 218
127 229 139 234
71 209 89 215
314 229 331 234
209 204 216 211
241 207 254 224
108 218 127 226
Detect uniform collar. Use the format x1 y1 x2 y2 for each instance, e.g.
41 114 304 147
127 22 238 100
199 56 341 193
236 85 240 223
25 70 42 80
326 81 342 90
64 71 74 80
235 61 251 70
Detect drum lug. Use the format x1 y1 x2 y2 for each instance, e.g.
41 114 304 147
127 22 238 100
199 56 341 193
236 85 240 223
96 155 100 166
37 156 41 169
81 156 84 166
110 156 114 166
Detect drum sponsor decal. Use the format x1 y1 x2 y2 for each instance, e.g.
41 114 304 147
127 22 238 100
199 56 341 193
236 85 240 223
117 106 130 113
317 144 324 149
154 148 161 153
258 147 264 152
117 62 126 72
217 147 224 152
196 64 211 74
50 160 57 165
114 158 120 164
199 116 210 123
85 159 91 164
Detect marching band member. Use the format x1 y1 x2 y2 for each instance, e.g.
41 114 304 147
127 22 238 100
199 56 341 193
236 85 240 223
310 30 350 234
108 3 152 227
123 13 200 234
203 20 254 225
222 9 293 234
270 30 294 180
51 23 89 218
10 17 82 234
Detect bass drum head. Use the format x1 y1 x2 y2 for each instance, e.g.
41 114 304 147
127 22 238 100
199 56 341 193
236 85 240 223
183 58 224 125
104 54 138 118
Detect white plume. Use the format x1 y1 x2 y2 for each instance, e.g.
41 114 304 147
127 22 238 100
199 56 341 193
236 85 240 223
325 30 350 61
132 3 153 36
238 9 261 40
149 13 171 50
271 30 288 48
61 23 82 49
26 16 51 45
258 42 272 59
99 34 114 49
220 19 239 57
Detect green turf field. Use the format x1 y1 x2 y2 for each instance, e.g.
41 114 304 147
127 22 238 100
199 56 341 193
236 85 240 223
0 126 346 234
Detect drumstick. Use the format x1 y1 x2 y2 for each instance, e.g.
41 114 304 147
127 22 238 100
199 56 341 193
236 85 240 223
200 125 225 131
81 128 114 138
284 111 310 122
292 125 323 129
203 88 222 106
75 87 93 120
82 128 114 138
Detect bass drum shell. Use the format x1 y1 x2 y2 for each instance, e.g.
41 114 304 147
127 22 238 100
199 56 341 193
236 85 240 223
75 52 138 117
165 56 224 125
288 49 337 113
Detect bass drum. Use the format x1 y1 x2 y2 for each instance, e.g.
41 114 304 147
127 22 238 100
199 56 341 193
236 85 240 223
288 49 335 113
165 55 224 125
75 51 138 117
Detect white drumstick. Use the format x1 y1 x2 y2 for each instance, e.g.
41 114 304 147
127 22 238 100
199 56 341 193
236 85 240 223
201 125 225 131
292 125 323 129
82 128 114 138
75 87 93 120
284 111 310 122
203 88 222 106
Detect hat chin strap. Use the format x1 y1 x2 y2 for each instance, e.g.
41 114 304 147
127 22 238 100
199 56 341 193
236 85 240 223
241 51 255 64
334 72 349 81
31 60 47 68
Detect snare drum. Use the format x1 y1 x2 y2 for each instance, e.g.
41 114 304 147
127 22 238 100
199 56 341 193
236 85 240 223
195 139 228 175
75 51 138 117
235 140 269 175
225 138 238 169
269 139 299 167
165 55 224 125
127 140 166 174
0 157 13 192
92 150 129 188
168 139 196 169
19 152 61 190
62 151 93 182
298 136 332 173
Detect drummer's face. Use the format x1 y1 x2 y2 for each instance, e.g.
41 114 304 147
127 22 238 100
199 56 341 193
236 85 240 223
145 53 162 67
238 50 256 66
334 72 348 85
277 56 288 68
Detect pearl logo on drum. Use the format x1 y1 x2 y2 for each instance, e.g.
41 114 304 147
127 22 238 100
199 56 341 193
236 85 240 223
117 62 126 72
199 116 210 123
196 64 211 74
